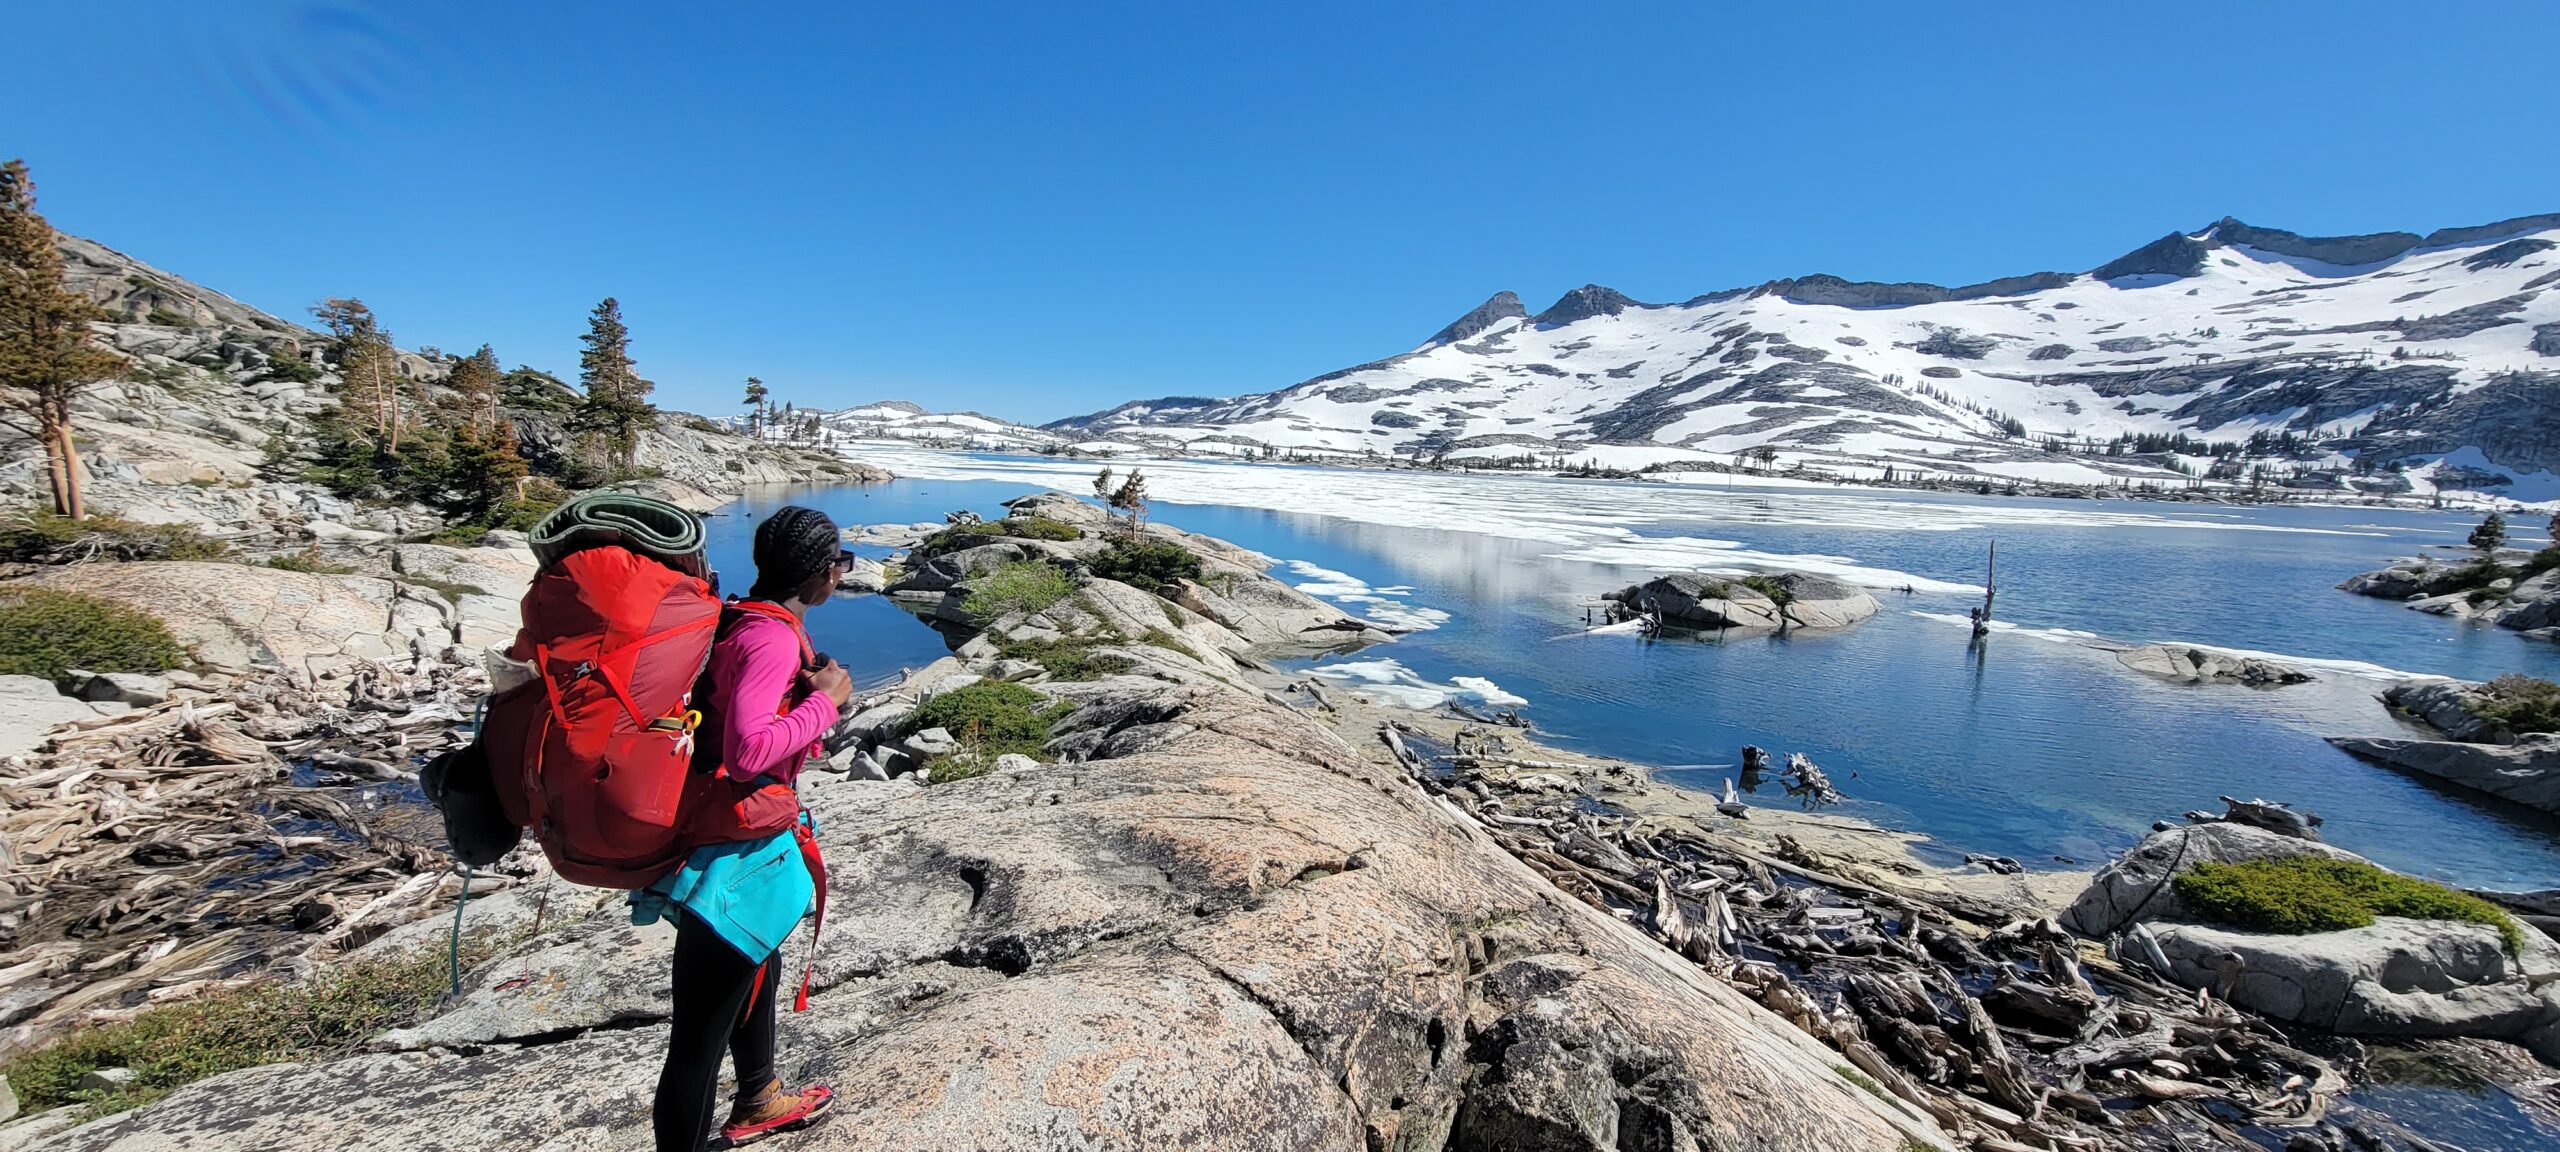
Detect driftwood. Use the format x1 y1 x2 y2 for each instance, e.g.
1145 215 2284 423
1779 752 1843 807
0 647 504 1051
1409 739 2355 1151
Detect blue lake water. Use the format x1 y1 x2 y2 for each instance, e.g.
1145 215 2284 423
709 455 2560 892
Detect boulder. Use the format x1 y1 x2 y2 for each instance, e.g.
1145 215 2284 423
2379 678 2509 742
26 562 450 676
303 520 390 545
0 676 100 759
2070 823 2560 1060
1606 571 1878 630
898 727 960 760
835 555 888 594
2146 918 2560 1062
2114 644 2312 686
2064 823 2361 938
69 670 173 707
2328 735 2560 816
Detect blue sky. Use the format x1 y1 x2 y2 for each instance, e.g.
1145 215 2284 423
12 2 2557 423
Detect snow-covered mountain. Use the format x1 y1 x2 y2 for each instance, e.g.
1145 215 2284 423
1049 214 2560 495
745 400 1071 452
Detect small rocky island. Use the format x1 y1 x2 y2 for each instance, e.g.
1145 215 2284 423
2337 538 2560 640
2330 677 2560 816
2113 643 2313 686
1601 571 1880 630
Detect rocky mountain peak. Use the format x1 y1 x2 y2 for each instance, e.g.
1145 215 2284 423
1423 290 1529 347
1532 284 1642 327
2088 231 2211 281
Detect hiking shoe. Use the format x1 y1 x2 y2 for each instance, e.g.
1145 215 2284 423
721 1080 834 1146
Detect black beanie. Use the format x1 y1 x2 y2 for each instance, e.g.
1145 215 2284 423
751 506 841 598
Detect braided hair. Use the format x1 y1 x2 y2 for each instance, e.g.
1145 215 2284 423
749 506 842 602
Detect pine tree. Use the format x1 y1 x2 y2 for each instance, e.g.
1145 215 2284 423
435 344 527 523
742 376 768 434
576 297 653 470
446 344 503 434
310 298 402 450
0 159 125 519
2471 512 2508 554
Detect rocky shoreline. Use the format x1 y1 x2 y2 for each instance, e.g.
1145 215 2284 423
7 486 2560 1148
10 496 1943 1151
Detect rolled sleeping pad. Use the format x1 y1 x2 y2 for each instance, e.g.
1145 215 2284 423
528 491 710 579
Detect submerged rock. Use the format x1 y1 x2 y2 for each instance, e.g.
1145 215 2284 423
2114 643 2312 686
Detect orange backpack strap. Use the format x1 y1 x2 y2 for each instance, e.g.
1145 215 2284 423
724 598 818 668
791 815 825 1011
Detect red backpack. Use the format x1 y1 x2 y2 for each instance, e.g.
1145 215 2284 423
480 546 803 888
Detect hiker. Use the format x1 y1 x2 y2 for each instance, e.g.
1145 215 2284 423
638 506 855 1150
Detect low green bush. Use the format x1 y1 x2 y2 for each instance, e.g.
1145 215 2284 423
993 634 1137 681
908 680 1071 774
1 935 506 1118
2173 856 2521 953
1737 575 1793 606
960 560 1076 621
0 588 187 682
1085 538 1201 593
261 552 352 575
2468 673 2560 736
919 516 1085 555
0 509 229 564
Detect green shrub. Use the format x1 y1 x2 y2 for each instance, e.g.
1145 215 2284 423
908 680 1071 772
1 935 505 1117
259 347 321 383
1135 627 1198 662
0 588 188 682
919 516 1085 555
2468 674 2560 736
261 552 352 575
145 307 188 327
994 634 1137 682
1085 538 1201 593
2522 546 2560 579
2438 557 2512 594
960 560 1076 621
0 509 229 564
2173 856 2522 953
1738 575 1793 606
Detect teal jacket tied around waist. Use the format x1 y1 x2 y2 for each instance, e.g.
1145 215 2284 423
629 815 816 964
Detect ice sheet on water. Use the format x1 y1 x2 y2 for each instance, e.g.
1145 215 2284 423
850 447 2376 609
1284 559 1452 631
1307 658 1527 710
1906 611 2435 682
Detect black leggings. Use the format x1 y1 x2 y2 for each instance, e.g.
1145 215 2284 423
654 910 781 1152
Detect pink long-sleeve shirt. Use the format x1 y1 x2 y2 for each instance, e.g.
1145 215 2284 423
706 611 839 781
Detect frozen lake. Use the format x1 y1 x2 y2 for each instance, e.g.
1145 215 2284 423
714 446 2560 891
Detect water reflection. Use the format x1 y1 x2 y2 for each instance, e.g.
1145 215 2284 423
750 462 2560 889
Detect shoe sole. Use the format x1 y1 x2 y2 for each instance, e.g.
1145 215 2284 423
721 1093 834 1148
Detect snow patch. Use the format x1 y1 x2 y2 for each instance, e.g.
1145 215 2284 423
1306 659 1527 710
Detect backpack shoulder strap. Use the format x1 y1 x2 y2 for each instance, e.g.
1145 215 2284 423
724 598 817 667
